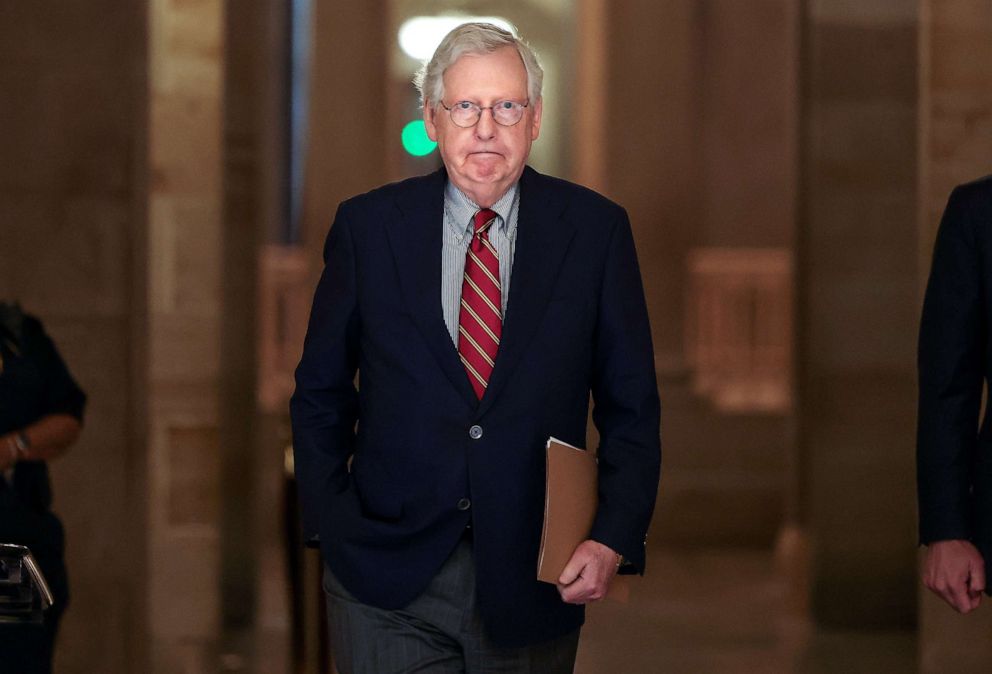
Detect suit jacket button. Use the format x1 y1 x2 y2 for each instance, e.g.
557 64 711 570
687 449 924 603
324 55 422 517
457 498 472 511
469 425 483 440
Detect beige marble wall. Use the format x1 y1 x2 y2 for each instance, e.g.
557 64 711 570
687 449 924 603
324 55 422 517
699 0 798 249
798 0 920 631
302 1 389 265
592 0 797 547
917 1 992 671
600 0 795 362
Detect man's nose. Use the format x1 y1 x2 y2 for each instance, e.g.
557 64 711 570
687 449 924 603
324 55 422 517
474 108 496 139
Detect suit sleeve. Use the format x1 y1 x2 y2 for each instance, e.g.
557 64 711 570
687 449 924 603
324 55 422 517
588 209 662 573
290 203 361 541
917 185 986 544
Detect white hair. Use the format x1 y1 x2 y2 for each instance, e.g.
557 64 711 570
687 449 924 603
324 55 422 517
414 22 543 108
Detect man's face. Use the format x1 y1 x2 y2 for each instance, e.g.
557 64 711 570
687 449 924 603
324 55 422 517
423 46 542 205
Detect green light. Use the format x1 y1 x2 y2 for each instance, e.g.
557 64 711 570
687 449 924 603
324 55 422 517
401 120 437 157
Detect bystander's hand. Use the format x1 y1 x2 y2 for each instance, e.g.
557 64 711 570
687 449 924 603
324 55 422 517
923 539 986 613
557 539 619 604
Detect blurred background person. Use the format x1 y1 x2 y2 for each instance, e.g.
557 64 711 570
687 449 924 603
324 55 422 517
0 302 86 674
918 176 992 615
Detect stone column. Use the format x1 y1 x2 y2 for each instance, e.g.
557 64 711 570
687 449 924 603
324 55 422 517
146 0 226 670
600 0 700 377
0 2 150 672
220 0 272 635
798 0 919 630
571 0 608 194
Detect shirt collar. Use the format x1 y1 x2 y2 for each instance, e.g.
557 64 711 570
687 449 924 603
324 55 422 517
444 181 518 242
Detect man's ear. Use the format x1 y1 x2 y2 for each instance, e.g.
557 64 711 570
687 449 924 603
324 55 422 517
423 102 439 141
530 98 543 141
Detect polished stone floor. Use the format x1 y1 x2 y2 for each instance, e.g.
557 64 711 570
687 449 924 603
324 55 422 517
576 547 915 673
237 545 916 673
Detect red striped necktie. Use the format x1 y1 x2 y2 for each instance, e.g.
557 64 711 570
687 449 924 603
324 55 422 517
458 208 502 399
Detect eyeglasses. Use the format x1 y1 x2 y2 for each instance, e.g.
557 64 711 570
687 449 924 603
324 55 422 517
439 100 530 128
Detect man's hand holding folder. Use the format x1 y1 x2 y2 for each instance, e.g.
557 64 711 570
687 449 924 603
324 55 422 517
537 437 630 603
556 539 626 604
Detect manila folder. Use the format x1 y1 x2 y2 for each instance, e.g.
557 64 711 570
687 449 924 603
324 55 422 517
537 437 597 584
536 437 630 602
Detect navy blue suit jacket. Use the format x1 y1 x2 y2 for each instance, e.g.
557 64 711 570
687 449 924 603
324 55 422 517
291 166 661 646
918 175 992 573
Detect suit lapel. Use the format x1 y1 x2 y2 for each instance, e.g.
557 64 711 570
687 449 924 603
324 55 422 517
386 169 479 408
478 167 575 416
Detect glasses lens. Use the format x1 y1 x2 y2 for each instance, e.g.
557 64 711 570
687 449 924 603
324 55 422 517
450 102 479 127
492 102 524 126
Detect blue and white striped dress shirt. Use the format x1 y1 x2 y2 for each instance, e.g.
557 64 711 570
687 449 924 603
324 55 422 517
441 182 520 345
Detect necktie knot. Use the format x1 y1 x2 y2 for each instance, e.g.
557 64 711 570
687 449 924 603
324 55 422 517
473 209 498 236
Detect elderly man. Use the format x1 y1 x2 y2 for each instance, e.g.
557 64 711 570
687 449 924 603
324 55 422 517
291 22 660 672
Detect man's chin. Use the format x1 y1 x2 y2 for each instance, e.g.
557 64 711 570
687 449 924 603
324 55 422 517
447 161 525 198
461 167 508 186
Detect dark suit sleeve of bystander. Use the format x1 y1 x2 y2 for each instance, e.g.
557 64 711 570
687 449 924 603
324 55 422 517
918 184 986 545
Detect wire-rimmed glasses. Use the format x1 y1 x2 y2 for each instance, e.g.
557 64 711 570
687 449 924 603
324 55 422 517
439 100 530 127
